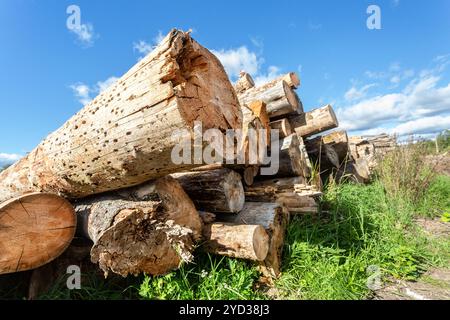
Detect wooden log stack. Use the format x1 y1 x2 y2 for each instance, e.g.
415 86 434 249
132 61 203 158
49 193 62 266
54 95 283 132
1 29 361 295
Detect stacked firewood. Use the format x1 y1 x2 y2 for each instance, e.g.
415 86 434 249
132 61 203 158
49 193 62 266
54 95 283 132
0 29 360 294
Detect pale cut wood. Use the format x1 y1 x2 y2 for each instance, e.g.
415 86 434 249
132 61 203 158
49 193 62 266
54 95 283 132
0 193 76 275
321 130 350 163
234 71 255 93
216 202 289 278
75 176 202 277
270 118 292 139
247 100 271 143
267 72 301 89
0 29 242 204
238 79 301 118
202 223 269 261
170 168 245 213
289 104 338 137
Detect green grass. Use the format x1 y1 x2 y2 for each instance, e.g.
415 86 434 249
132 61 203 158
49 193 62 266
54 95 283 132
7 173 449 300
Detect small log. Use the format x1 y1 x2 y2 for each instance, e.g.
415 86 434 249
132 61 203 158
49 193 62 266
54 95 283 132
0 193 76 275
202 223 269 261
289 104 338 137
269 118 292 139
0 29 242 203
266 72 301 89
216 202 289 278
75 176 202 277
234 71 255 93
170 168 245 213
238 79 301 119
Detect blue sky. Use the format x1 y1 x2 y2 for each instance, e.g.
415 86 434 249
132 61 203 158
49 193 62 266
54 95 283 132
1 0 449 165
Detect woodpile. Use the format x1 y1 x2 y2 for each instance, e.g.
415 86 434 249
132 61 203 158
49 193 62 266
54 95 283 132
1 29 369 295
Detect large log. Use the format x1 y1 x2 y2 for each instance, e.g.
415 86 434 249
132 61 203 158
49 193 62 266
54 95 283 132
0 193 76 275
170 168 245 213
75 176 202 277
244 177 321 214
0 29 242 203
266 72 300 89
238 79 301 119
216 202 289 278
289 104 338 137
304 136 340 170
321 130 350 163
263 134 305 178
202 223 269 261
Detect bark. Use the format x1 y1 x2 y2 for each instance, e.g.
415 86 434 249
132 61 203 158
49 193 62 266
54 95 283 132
74 176 202 277
170 168 245 213
238 79 301 118
288 104 338 137
0 193 76 275
304 137 340 170
216 202 289 278
0 29 242 203
264 134 305 177
244 177 321 214
320 130 350 163
202 223 269 261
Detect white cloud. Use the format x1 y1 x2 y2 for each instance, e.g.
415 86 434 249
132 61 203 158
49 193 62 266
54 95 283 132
69 23 97 47
344 83 376 101
70 76 119 105
212 46 260 79
133 30 167 60
0 153 21 166
254 66 282 86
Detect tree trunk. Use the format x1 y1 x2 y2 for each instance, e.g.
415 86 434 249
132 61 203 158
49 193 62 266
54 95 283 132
244 177 321 214
0 193 76 275
170 168 245 213
269 118 292 139
288 104 338 137
234 71 255 93
74 176 202 277
202 223 269 261
0 29 242 203
238 79 301 119
216 202 289 278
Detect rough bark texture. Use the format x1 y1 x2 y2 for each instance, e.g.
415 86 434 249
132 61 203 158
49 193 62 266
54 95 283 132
216 202 289 278
238 79 301 119
74 176 202 277
170 168 245 213
0 193 76 275
320 130 350 163
264 134 305 177
234 71 255 93
244 177 321 214
289 104 338 138
0 29 242 203
304 137 340 170
202 223 269 261
270 118 292 139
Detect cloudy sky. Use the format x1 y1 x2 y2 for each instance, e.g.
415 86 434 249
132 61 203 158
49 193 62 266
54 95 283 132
0 0 449 165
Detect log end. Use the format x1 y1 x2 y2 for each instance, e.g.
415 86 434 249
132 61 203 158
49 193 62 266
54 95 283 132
0 193 76 275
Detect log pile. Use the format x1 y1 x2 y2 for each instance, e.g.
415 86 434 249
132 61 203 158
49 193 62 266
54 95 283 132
1 29 365 295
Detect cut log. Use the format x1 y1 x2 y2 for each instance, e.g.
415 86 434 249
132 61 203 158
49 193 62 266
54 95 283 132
234 71 255 93
202 223 269 261
75 176 202 277
0 29 242 203
247 100 271 143
335 158 371 184
0 193 76 275
289 104 338 137
269 118 292 139
297 136 313 178
263 134 305 177
304 137 340 170
170 168 245 213
266 72 301 89
244 177 321 214
188 163 259 186
238 79 301 119
216 202 289 278
321 130 350 163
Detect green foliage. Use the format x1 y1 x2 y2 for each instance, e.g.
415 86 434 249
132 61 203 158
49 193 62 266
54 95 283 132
139 254 262 300
436 130 450 151
416 175 450 218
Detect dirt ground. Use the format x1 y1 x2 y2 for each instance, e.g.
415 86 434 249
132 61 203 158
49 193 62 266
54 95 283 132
374 218 450 300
